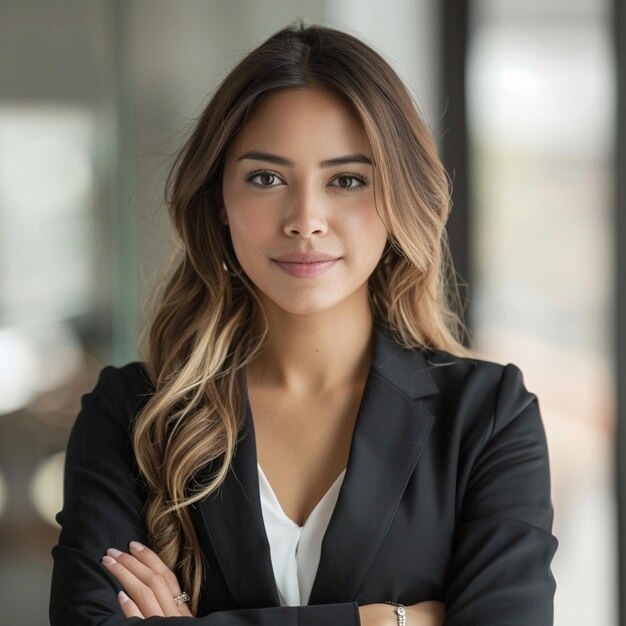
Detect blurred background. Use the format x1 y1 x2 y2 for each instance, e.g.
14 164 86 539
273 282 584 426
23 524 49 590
0 0 622 624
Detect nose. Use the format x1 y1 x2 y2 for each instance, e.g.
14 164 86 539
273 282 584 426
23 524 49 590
283 184 328 238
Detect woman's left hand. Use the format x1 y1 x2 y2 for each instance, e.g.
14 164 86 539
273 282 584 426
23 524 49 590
101 541 194 619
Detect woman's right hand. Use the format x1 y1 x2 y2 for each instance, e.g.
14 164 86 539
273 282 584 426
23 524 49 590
101 541 194 619
358 600 445 626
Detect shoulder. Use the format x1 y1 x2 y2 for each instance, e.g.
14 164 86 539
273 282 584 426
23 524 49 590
81 361 155 428
421 347 540 437
63 362 155 475
374 326 539 434
374 325 536 417
425 347 528 388
425 347 534 399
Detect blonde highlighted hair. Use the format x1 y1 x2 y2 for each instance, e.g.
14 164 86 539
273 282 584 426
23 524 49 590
133 23 473 614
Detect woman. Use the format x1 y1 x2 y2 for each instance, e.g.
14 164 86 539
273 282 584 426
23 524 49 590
49 24 558 625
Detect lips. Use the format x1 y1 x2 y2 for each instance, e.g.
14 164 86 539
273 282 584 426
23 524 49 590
272 251 339 263
271 251 341 278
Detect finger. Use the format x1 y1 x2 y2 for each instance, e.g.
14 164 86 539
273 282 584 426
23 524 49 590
128 542 193 617
106 549 188 617
102 554 165 617
118 590 145 619
128 542 182 594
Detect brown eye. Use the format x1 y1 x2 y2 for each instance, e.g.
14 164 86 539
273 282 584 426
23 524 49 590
246 171 283 187
330 174 369 191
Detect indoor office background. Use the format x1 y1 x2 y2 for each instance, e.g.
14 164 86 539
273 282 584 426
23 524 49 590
0 1 622 625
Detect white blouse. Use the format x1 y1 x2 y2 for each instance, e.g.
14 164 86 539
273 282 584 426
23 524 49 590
257 463 347 606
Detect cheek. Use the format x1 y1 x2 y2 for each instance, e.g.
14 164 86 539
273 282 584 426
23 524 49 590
230 207 264 236
226 205 275 262
222 174 272 234
343 209 388 259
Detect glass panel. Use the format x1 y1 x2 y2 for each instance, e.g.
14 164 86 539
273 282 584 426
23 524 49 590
0 3 126 624
468 1 617 624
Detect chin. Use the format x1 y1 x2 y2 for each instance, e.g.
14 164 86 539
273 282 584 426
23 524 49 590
272 296 344 317
255 287 349 318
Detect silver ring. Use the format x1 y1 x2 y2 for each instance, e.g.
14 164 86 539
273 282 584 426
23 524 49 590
174 591 190 605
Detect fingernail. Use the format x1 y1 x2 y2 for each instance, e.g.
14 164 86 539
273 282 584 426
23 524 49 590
102 555 116 565
107 548 122 558
129 541 145 552
118 590 129 603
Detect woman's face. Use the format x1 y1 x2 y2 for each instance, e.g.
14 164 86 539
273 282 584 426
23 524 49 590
221 87 388 317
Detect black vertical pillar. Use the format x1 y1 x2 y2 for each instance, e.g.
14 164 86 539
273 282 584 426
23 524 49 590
440 0 471 345
615 0 625 622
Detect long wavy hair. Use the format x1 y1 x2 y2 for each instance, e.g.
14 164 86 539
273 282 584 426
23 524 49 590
133 23 474 614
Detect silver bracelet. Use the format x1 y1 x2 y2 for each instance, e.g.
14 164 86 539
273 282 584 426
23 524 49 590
385 601 407 626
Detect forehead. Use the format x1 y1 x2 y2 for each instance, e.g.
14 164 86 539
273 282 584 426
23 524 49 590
226 87 371 158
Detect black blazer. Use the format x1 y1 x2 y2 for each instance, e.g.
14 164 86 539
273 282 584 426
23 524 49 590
50 326 558 625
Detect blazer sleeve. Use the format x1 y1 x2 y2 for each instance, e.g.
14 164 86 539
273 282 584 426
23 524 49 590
442 363 559 625
49 366 360 626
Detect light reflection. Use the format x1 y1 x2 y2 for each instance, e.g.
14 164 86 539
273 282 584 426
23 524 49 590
29 322 82 393
468 28 613 156
0 326 41 414
29 451 64 528
0 106 96 321
0 127 92 215
0 322 83 416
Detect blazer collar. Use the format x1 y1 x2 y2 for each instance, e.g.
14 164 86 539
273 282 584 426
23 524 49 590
196 324 439 607
369 323 439 400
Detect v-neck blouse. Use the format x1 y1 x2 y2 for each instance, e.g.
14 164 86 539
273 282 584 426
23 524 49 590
257 463 347 606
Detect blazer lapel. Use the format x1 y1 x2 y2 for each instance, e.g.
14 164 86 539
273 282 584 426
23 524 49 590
196 392 281 607
308 326 439 602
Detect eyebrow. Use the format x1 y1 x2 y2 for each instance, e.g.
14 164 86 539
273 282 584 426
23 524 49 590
237 151 373 168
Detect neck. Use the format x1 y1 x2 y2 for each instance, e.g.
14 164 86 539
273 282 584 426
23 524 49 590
247 292 375 395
